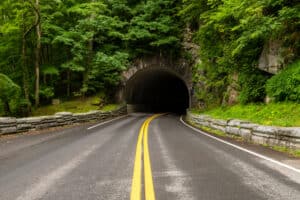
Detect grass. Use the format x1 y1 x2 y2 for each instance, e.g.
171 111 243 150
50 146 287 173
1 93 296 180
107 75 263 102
192 102 300 127
188 121 243 140
196 124 227 137
262 144 300 158
101 104 119 112
32 96 119 116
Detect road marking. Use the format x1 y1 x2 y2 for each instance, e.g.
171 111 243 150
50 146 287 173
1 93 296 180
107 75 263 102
87 115 128 130
130 119 146 200
180 116 300 174
16 145 98 200
130 114 163 200
143 117 156 200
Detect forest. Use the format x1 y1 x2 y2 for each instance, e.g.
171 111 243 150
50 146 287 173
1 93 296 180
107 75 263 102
0 0 182 116
0 0 299 117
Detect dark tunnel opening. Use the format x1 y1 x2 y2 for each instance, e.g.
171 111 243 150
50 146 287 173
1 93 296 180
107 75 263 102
125 68 190 114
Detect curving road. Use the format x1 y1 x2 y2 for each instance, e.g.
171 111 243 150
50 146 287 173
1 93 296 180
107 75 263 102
0 113 299 200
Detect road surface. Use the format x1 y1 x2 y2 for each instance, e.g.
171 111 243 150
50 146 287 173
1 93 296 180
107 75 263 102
0 113 299 200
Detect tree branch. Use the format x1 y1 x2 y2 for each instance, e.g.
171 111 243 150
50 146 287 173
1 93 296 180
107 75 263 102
23 0 40 37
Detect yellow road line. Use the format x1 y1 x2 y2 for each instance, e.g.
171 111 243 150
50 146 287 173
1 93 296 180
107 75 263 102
130 114 164 200
143 117 156 200
130 119 146 200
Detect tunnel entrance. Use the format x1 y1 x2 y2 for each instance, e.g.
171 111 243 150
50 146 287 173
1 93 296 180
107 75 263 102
125 68 190 114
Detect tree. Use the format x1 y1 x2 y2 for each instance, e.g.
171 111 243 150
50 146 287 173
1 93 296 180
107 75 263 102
34 0 41 106
0 73 21 116
127 0 182 56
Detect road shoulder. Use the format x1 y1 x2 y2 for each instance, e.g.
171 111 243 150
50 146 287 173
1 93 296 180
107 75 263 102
181 116 300 171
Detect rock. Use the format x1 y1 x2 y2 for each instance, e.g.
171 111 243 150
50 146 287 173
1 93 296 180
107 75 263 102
198 121 210 127
227 119 245 127
258 40 284 74
211 124 226 132
52 99 60 105
239 123 258 129
17 123 32 131
86 110 101 115
240 128 252 141
277 127 300 138
0 127 17 134
253 126 278 135
264 96 273 104
225 126 240 136
55 112 73 116
251 134 268 145
0 117 17 124
224 73 239 105
17 117 46 124
211 119 227 126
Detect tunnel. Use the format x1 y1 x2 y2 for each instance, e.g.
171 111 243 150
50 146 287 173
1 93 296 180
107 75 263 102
125 68 190 114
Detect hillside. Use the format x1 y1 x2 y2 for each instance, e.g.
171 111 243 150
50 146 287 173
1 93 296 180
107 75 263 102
0 0 299 117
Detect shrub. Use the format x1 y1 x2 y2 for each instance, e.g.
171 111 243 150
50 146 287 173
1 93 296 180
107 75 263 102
238 69 270 104
0 99 4 116
39 86 55 103
266 60 300 102
0 73 21 116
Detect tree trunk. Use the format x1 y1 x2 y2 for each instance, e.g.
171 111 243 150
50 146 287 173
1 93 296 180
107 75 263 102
83 39 93 96
3 101 11 117
22 0 30 112
82 1 95 97
34 0 41 107
22 35 30 102
67 70 71 97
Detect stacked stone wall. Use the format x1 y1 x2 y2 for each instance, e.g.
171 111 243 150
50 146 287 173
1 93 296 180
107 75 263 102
0 107 127 135
186 111 300 149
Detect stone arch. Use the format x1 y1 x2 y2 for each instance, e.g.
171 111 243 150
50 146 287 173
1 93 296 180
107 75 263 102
117 55 192 113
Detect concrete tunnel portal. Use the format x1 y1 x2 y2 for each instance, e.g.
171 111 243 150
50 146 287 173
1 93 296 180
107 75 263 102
125 68 190 114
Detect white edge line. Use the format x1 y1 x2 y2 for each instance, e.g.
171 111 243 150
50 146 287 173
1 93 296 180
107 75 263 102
180 116 300 174
87 115 128 130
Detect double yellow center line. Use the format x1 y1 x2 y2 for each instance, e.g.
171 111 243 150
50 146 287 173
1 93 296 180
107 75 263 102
130 114 164 200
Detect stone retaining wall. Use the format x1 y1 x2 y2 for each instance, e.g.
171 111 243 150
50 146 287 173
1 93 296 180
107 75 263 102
0 106 127 135
186 111 300 149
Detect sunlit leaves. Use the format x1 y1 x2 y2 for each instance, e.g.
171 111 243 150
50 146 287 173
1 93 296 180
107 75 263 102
127 0 181 52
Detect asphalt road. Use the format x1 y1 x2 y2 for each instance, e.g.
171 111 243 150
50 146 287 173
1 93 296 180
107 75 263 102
0 113 299 200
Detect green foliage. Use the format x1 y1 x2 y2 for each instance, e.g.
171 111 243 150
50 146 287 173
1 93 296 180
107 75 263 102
267 145 300 158
41 65 59 76
32 96 118 116
127 0 181 55
92 52 129 88
182 0 300 107
179 0 210 28
101 104 119 112
238 69 270 104
39 86 55 100
0 73 21 116
192 62 227 109
1 0 298 117
0 0 182 116
266 60 300 102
